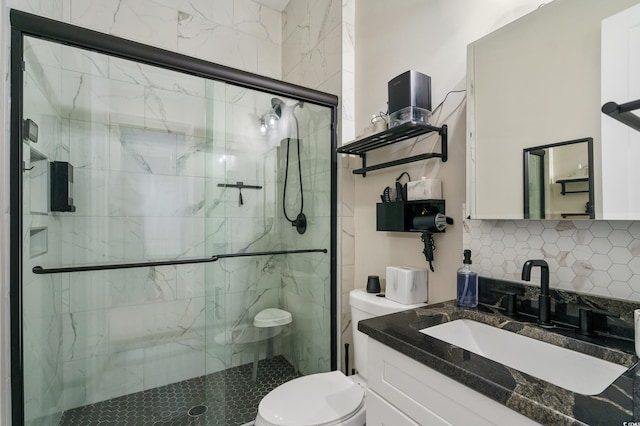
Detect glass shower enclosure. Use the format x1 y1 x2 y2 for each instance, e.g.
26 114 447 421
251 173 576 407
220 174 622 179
11 10 337 426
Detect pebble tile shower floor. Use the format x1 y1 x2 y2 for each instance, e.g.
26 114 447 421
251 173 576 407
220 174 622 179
59 356 299 425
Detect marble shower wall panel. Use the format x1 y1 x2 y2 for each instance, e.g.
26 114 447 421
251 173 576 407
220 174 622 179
276 113 332 374
282 0 342 94
108 57 207 98
338 0 356 370
142 338 206 389
9 0 294 418
69 0 179 52
50 40 219 398
282 254 330 307
68 120 110 171
60 71 145 126
52 40 224 410
281 0 342 373
279 228 330 375
301 120 332 220
62 316 208 407
67 0 282 79
144 86 208 136
340 0 355 142
282 289 331 375
22 36 67 425
62 349 144 411
23 274 64 425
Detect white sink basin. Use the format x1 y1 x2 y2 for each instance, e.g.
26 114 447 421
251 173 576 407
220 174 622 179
420 319 627 395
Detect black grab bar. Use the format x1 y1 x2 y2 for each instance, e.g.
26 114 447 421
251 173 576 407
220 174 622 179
32 248 328 274
602 99 640 132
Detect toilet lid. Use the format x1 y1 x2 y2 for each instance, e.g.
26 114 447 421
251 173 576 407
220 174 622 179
258 371 364 426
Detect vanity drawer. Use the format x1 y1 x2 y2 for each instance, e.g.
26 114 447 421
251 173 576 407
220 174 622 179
366 389 420 426
367 339 539 425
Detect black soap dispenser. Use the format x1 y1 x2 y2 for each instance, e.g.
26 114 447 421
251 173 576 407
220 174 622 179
456 250 478 307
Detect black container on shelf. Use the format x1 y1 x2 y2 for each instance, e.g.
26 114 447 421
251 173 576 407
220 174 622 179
50 161 75 212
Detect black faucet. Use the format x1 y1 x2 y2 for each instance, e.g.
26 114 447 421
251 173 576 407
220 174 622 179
521 259 553 327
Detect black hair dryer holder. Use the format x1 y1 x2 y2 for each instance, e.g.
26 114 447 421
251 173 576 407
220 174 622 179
375 199 453 271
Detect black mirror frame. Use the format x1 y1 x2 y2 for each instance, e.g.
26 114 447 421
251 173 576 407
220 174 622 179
523 137 594 220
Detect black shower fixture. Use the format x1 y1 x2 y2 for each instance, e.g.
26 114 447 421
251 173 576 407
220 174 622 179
279 99 307 235
271 97 284 118
292 212 307 234
271 97 304 119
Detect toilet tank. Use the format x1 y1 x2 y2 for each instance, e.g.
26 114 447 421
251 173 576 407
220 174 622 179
349 289 426 380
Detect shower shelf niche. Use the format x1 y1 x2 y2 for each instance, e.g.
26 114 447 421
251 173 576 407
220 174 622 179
27 145 49 215
29 226 48 258
337 121 447 177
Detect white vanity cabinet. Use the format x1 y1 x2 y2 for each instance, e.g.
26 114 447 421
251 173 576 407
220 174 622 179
366 339 540 425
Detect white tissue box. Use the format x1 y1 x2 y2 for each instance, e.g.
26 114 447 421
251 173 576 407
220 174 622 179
385 266 428 305
407 178 442 201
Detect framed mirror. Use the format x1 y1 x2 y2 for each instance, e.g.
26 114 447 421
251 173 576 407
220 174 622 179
466 0 640 220
523 138 594 220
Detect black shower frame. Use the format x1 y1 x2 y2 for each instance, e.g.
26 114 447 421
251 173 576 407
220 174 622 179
9 9 339 424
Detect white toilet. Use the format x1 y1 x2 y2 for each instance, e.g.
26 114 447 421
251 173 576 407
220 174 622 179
255 288 426 426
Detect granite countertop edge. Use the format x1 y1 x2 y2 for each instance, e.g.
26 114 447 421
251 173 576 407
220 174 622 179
358 300 639 425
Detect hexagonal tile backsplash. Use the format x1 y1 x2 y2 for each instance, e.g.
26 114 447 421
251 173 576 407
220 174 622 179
463 219 640 301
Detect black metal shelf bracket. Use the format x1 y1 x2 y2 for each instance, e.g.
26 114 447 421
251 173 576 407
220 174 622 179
337 121 447 177
556 178 589 196
602 99 640 132
561 213 590 218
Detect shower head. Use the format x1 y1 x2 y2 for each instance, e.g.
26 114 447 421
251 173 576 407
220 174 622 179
271 98 304 118
271 97 284 118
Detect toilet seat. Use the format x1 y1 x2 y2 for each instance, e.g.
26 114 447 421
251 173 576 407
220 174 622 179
256 371 365 426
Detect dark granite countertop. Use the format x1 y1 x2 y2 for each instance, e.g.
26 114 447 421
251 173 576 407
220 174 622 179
359 299 640 425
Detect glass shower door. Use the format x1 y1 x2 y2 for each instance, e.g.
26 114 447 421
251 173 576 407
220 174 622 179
17 22 334 425
21 35 221 425
201 82 334 424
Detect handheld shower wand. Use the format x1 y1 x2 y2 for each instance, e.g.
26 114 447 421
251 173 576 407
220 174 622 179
274 98 307 234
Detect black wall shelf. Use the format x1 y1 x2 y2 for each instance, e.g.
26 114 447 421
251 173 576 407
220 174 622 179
556 178 589 195
337 121 447 176
561 212 590 218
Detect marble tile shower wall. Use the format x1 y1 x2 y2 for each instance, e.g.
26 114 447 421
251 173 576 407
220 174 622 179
10 1 288 420
56 69 289 411
277 107 332 375
22 37 66 426
463 219 640 302
282 0 342 96
338 0 356 366
61 0 282 79
280 0 344 375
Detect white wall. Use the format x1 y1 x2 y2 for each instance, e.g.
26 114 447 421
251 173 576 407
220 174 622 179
601 2 640 219
353 0 542 304
469 0 639 220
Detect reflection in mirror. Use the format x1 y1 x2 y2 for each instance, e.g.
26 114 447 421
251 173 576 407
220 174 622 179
467 0 640 220
524 149 545 219
523 138 594 220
